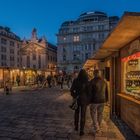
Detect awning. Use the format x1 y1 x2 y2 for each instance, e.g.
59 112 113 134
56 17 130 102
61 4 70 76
93 12 140 59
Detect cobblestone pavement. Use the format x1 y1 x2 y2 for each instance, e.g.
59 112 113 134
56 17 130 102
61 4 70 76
0 86 139 140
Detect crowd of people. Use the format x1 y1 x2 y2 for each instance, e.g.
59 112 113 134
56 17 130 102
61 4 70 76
36 73 74 89
70 69 108 136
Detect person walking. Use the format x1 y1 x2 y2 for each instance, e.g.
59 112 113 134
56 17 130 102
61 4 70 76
16 75 20 86
47 75 52 88
66 74 72 88
59 75 64 89
89 69 108 134
70 69 89 136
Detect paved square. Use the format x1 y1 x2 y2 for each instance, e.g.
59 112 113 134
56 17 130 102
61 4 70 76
0 87 139 140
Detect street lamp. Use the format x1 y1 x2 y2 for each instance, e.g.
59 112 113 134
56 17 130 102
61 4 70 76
23 66 26 86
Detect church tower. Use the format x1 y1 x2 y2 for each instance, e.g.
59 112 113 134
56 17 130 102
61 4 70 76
31 28 38 41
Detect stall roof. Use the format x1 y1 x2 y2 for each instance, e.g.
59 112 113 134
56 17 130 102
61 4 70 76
93 12 140 59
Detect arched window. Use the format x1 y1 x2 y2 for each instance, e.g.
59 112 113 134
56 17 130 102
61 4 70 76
27 56 30 68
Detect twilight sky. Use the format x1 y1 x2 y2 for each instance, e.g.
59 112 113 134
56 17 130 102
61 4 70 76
0 0 140 44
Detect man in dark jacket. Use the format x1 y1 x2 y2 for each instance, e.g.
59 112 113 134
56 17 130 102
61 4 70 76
89 69 108 133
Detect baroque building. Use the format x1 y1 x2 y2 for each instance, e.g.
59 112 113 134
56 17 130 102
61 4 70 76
0 26 22 87
21 28 57 83
57 11 119 73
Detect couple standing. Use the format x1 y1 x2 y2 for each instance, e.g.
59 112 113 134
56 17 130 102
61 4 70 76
70 69 108 136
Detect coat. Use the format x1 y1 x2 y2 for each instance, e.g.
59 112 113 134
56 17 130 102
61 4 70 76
70 78 90 106
89 77 108 104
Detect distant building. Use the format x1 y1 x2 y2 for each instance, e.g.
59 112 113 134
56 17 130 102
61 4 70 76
57 11 119 73
21 28 57 83
0 26 22 87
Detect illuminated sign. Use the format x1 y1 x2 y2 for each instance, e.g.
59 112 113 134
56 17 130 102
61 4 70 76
122 52 140 62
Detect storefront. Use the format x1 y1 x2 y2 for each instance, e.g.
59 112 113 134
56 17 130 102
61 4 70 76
0 67 53 88
24 69 37 85
119 39 140 136
121 51 140 98
10 69 20 86
90 12 140 136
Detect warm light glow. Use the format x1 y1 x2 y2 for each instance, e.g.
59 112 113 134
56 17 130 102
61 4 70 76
122 52 140 62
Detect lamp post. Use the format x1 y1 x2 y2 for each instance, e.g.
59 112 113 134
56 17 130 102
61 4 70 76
23 66 26 86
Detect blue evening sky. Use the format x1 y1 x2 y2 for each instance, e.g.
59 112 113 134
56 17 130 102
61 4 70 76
0 0 140 44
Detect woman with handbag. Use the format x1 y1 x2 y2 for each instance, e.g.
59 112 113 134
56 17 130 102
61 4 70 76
70 69 89 136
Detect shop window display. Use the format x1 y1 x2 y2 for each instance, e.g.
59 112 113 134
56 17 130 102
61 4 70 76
122 52 140 99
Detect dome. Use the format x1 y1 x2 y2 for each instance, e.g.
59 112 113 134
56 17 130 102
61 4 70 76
78 11 107 22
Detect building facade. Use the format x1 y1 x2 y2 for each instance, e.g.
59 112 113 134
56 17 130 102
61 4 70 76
57 11 119 73
21 28 57 84
0 26 22 87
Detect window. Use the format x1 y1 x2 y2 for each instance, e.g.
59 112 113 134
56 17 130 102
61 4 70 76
1 46 6 52
83 26 87 31
1 62 7 66
74 65 79 70
88 44 91 50
99 33 105 39
85 44 91 50
10 41 14 46
85 53 89 60
38 55 41 68
17 44 20 48
33 65 36 69
73 45 80 51
93 44 96 50
87 26 93 31
17 50 20 55
27 56 30 68
63 55 66 61
73 54 80 61
85 45 88 50
1 54 6 60
17 58 20 62
53 57 55 62
32 54 36 60
1 38 7 45
94 17 98 21
51 56 53 61
73 35 80 42
122 52 140 98
73 27 79 33
73 54 76 60
10 56 14 61
10 49 14 54
63 48 66 53
98 25 104 30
